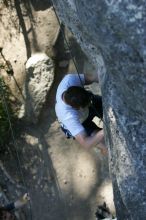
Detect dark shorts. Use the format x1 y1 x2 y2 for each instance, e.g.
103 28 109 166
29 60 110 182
82 94 103 136
61 94 103 138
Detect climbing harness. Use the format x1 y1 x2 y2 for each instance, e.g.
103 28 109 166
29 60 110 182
50 1 104 150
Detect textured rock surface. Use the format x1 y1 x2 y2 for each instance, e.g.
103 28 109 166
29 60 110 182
52 0 146 219
24 53 54 123
0 0 58 102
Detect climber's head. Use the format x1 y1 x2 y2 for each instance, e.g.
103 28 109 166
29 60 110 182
63 86 91 109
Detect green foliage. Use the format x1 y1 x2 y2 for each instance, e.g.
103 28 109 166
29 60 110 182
0 77 14 149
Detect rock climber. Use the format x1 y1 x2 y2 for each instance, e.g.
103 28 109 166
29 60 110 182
55 73 107 155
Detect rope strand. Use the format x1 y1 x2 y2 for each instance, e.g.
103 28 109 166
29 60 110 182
50 0 84 87
0 79 33 220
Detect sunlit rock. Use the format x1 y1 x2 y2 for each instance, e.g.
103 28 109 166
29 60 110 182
24 53 54 123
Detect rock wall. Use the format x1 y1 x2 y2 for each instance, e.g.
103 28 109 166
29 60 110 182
24 53 54 123
0 0 59 122
52 0 146 219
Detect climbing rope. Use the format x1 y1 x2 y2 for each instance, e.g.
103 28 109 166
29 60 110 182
0 48 25 101
50 0 84 87
50 1 104 127
0 79 33 220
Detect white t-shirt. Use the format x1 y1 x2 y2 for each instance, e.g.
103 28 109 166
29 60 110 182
55 74 89 136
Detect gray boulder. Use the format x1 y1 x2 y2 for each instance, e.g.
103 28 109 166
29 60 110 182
52 0 146 219
24 53 54 123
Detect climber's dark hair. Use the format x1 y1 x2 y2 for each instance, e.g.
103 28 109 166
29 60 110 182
64 86 91 109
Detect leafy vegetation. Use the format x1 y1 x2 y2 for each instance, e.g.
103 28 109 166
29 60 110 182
0 77 14 150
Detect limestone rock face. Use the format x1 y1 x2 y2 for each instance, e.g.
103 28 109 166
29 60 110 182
52 0 146 219
24 53 54 123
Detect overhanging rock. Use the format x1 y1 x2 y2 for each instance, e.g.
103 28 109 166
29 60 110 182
52 0 146 219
